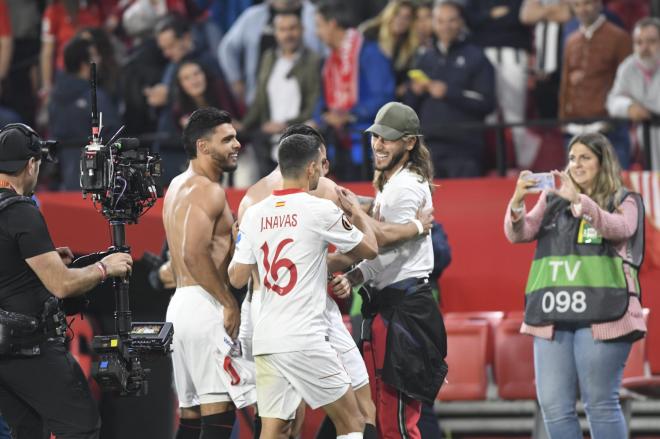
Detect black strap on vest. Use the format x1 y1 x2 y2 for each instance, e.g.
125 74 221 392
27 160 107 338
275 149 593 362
0 191 35 212
0 192 67 356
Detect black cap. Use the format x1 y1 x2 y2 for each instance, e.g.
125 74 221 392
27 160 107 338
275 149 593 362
0 124 55 173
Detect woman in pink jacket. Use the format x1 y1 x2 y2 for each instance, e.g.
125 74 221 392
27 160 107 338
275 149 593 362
504 132 646 439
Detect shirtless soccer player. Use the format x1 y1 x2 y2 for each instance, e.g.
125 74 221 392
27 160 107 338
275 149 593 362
236 124 432 439
163 107 256 439
228 133 379 439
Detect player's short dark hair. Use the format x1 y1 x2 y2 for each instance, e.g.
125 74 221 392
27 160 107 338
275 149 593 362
278 134 321 179
63 37 93 74
280 124 326 148
182 107 232 159
315 0 355 29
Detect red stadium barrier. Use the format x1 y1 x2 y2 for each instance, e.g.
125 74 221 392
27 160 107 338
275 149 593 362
37 175 660 373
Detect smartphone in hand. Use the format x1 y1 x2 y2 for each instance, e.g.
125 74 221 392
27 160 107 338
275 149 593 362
523 172 555 191
408 69 430 83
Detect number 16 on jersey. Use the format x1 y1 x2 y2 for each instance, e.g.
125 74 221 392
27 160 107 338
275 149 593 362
261 239 298 296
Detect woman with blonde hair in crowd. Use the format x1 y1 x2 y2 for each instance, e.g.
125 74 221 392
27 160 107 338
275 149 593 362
360 0 418 97
504 132 646 439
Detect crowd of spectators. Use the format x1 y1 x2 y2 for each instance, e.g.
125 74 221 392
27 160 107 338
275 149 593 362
0 0 656 189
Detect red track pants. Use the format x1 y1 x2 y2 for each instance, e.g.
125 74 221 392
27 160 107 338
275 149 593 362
363 314 421 439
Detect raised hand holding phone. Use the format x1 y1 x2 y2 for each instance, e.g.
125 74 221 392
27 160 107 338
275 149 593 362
511 170 549 211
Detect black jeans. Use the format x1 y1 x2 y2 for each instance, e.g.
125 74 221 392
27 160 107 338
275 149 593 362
0 339 100 438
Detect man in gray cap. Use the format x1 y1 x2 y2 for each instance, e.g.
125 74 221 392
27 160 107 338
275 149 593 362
331 102 448 439
0 123 132 438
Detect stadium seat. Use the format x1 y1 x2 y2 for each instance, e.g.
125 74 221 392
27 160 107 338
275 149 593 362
621 381 660 424
438 319 489 401
623 308 650 380
621 309 660 398
494 314 536 400
444 311 504 367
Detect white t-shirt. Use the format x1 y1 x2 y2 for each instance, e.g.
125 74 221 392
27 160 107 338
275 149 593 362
267 55 302 124
233 189 364 356
357 167 434 290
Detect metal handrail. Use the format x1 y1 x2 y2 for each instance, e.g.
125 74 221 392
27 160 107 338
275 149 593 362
50 115 660 178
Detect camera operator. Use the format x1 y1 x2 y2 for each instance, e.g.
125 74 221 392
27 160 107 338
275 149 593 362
0 123 133 438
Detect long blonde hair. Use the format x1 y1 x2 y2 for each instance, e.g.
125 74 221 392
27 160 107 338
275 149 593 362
567 132 624 209
360 0 418 71
373 135 435 193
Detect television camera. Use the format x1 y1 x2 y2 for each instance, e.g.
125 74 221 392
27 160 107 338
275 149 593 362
77 63 172 396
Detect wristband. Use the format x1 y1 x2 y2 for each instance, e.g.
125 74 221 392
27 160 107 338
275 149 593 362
411 219 424 235
96 262 107 282
511 204 525 214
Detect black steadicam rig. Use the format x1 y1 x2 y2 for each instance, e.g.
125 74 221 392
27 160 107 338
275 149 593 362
77 63 172 396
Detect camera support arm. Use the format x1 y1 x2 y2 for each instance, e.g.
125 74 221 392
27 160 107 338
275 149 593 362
110 222 132 336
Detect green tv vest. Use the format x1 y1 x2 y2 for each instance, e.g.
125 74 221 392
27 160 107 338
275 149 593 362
524 190 644 326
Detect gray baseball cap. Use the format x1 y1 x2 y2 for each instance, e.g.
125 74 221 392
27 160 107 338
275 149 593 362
365 102 420 141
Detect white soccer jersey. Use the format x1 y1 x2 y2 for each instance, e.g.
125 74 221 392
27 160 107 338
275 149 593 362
232 189 364 356
357 167 434 290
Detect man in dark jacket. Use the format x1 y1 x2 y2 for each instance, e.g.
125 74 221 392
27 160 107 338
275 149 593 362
404 1 495 178
465 0 540 169
48 36 120 191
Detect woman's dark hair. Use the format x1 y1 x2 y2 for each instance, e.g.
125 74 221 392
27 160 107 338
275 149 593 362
173 57 243 124
173 58 219 118
78 27 120 97
63 37 93 74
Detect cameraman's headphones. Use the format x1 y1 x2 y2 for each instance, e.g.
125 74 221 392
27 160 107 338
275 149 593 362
0 123 42 157
0 123 58 163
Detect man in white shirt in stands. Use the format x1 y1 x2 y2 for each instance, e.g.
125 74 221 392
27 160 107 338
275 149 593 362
228 133 377 439
336 102 448 439
607 17 660 170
